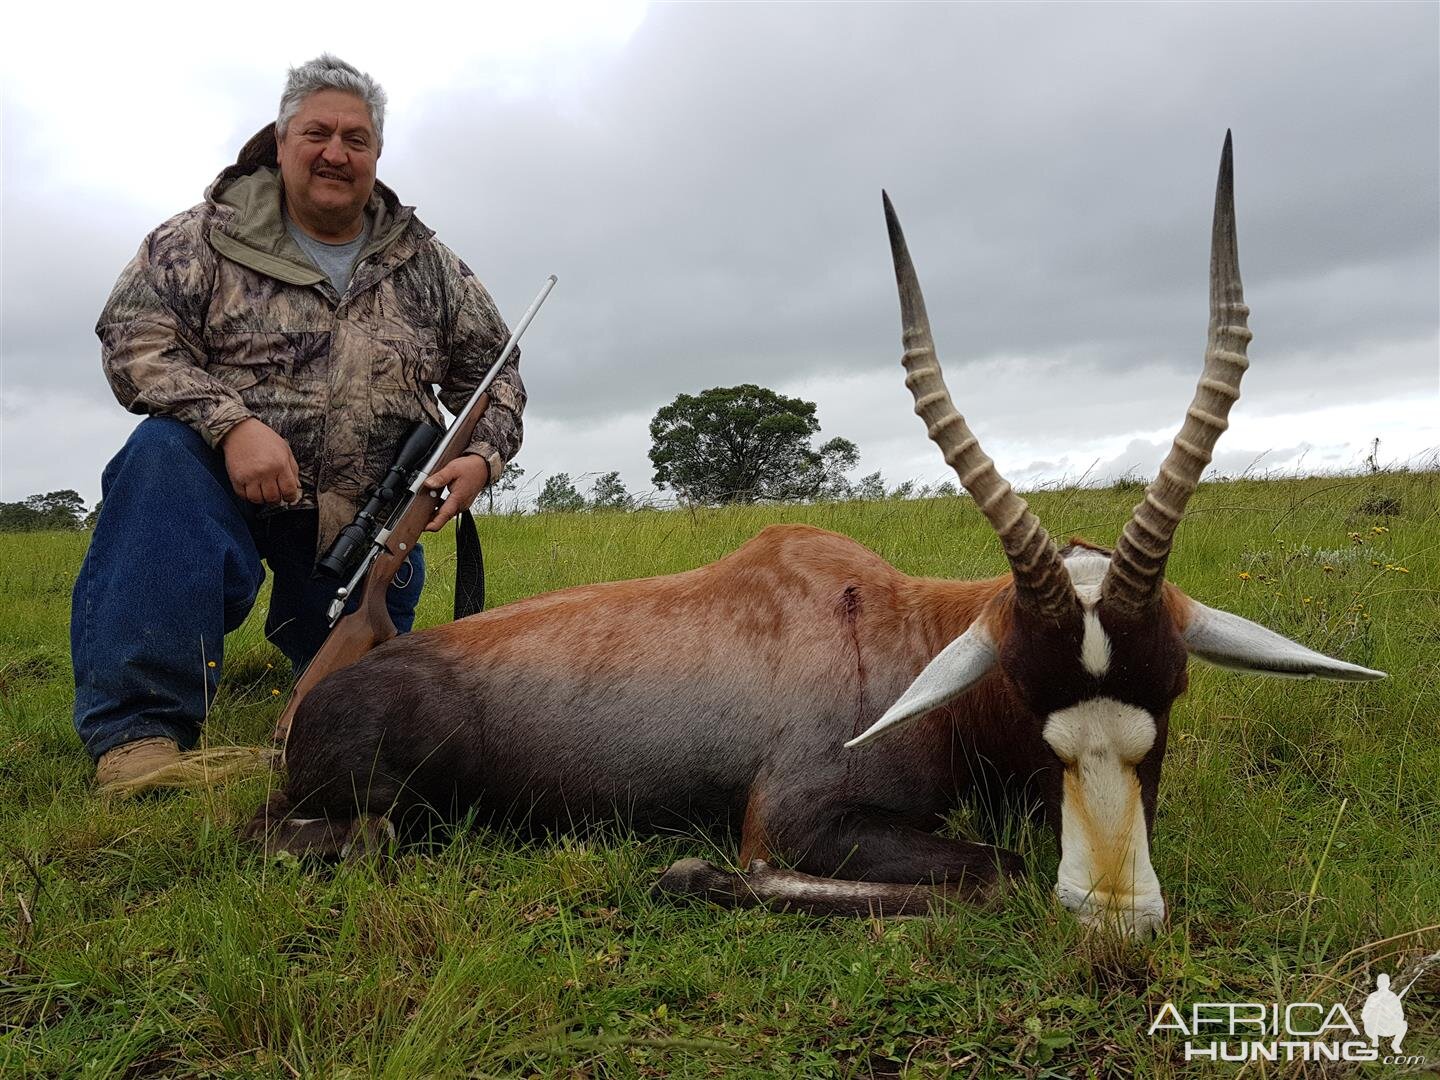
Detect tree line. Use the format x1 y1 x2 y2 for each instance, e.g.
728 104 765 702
0 384 963 530
0 490 97 532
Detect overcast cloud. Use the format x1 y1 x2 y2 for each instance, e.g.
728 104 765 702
2 1 1436 508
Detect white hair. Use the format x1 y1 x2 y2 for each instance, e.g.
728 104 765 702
276 53 387 150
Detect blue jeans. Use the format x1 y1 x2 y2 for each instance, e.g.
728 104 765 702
72 417 425 760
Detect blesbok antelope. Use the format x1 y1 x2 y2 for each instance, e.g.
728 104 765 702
246 134 1383 935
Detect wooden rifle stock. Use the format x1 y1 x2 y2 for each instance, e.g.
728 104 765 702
271 394 490 746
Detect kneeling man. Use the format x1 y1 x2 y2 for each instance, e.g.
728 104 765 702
74 54 525 791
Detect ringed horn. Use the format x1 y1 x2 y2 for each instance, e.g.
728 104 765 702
1104 131 1254 614
883 194 1077 621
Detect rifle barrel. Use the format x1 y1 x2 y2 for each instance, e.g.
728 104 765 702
415 275 558 486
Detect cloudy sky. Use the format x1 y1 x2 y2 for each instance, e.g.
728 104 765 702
3 1 1436 510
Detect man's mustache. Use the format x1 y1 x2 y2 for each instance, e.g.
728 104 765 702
312 166 352 182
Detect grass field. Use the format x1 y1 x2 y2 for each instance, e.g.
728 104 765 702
1 471 1437 1078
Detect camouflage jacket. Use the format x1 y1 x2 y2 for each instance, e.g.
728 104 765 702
97 144 525 554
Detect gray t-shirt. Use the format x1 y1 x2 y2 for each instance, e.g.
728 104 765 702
284 209 372 296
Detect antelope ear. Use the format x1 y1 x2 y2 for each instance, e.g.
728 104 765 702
846 623 997 748
1183 602 1386 681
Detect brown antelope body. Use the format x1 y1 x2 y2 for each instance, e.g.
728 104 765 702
248 136 1383 935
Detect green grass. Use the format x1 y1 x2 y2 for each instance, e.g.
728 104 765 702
1 471 1437 1077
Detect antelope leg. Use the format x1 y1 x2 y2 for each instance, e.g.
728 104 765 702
654 858 979 916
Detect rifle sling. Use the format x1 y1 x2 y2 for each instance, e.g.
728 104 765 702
454 507 485 618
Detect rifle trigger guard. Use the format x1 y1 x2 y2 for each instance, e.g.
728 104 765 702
392 557 414 591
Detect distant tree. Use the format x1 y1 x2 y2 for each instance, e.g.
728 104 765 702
0 503 39 531
82 499 104 529
480 463 526 513
537 473 586 513
31 490 86 527
888 479 917 501
589 471 634 511
852 471 886 501
649 384 858 504
811 438 860 501
0 490 87 531
902 480 959 499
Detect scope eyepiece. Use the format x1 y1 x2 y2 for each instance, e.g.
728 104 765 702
315 519 374 580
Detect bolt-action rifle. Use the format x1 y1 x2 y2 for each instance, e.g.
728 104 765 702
272 276 557 745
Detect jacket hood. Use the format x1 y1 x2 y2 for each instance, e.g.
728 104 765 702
204 124 423 285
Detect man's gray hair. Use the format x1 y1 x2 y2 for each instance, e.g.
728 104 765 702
276 53 387 150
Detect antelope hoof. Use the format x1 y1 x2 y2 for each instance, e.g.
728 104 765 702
653 857 740 902
250 811 396 861
340 815 397 862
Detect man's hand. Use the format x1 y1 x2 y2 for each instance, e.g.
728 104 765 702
424 454 491 531
220 418 301 505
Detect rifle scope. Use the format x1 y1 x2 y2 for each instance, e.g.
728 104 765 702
314 420 446 581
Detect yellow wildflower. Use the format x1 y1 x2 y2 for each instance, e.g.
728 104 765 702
1238 572 1251 580
272 689 281 696
207 660 217 668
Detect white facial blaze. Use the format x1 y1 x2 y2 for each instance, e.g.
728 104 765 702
1043 697 1165 935
1064 550 1114 677
1081 611 1111 677
1062 549 1109 606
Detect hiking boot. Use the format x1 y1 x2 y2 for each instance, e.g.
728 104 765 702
95 737 181 795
